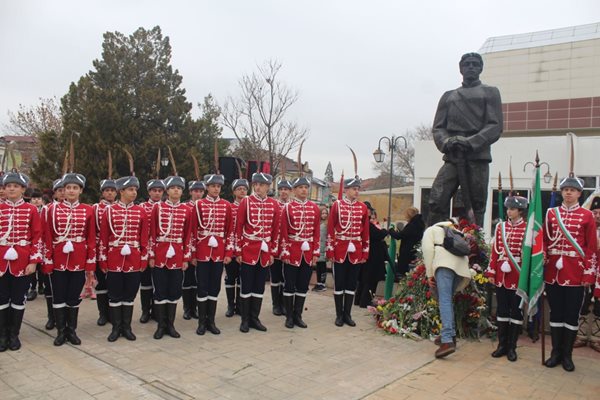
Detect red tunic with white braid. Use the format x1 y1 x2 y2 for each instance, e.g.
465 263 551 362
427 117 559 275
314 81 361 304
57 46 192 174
229 200 241 259
544 204 597 286
190 196 233 262
273 199 288 260
99 201 149 272
326 197 370 264
43 200 96 274
235 193 280 267
149 200 192 269
93 200 112 244
0 199 43 277
486 219 526 290
279 199 320 267
140 199 160 218
593 226 600 297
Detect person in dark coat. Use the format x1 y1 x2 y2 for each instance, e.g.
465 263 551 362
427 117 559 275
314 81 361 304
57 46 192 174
355 205 388 308
389 207 425 279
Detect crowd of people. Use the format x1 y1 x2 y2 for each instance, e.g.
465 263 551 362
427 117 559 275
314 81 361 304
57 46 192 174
4 153 598 377
0 156 429 352
421 176 600 371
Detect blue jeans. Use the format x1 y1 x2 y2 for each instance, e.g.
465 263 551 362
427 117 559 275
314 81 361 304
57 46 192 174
435 267 458 344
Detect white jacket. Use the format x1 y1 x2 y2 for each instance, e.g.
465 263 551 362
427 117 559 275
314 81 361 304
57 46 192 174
422 221 471 292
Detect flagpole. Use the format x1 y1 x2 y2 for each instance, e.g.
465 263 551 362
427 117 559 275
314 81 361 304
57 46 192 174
517 152 546 366
540 173 557 364
541 293 545 365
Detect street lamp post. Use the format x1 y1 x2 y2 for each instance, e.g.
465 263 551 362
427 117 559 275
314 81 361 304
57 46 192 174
373 135 407 227
523 161 552 184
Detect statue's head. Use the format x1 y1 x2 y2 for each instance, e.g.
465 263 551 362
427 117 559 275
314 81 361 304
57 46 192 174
459 52 483 82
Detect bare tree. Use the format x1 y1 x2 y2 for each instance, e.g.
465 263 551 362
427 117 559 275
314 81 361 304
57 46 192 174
221 60 308 174
372 124 433 184
5 97 63 137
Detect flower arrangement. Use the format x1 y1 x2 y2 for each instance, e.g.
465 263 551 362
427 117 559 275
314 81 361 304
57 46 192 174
369 221 493 340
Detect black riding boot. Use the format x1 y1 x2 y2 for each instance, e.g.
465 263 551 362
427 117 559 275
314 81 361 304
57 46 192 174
562 329 577 372
491 321 509 358
45 297 55 330
239 297 250 333
121 305 136 341
250 297 267 331
271 286 283 316
206 300 220 335
166 303 180 338
225 287 236 317
544 327 563 368
96 293 110 326
8 308 24 351
139 290 152 323
107 306 122 342
343 293 356 327
196 301 207 335
235 287 241 315
65 307 81 345
284 295 294 329
0 308 8 352
182 289 193 320
53 308 67 346
293 295 308 328
153 304 167 339
334 294 344 327
506 322 521 362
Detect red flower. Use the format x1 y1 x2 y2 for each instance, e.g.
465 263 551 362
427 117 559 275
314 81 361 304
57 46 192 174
407 280 414 287
412 273 419 280
426 291 431 299
389 298 396 304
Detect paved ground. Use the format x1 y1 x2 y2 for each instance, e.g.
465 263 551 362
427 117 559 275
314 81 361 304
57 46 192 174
1 286 599 400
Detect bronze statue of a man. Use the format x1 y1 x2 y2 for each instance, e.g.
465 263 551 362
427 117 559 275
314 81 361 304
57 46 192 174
427 52 503 227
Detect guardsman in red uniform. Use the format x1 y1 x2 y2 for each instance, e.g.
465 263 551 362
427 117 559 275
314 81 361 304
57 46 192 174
0 171 43 351
235 172 280 333
543 176 598 371
486 195 528 362
43 172 96 346
99 174 149 342
182 179 205 320
270 179 292 316
138 178 164 323
92 175 117 327
326 175 369 327
25 188 44 301
224 178 247 317
576 194 600 351
38 178 65 331
149 175 192 339
190 173 233 335
279 175 320 329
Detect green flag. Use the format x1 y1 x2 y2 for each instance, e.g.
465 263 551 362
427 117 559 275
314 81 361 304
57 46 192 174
498 189 504 221
517 163 545 316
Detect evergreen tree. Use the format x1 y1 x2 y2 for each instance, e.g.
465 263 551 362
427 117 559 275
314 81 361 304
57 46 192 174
29 129 63 191
32 26 220 202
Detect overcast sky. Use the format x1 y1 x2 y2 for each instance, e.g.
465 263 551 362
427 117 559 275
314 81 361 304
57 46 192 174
1 1 598 179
